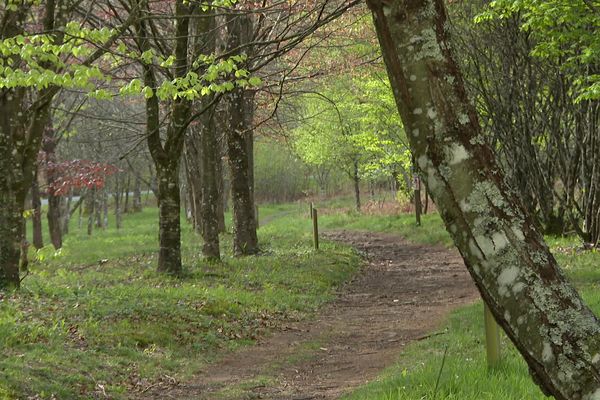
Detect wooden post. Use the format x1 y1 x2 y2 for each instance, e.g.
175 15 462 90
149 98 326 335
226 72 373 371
484 302 501 367
310 202 314 220
312 208 319 250
255 205 259 228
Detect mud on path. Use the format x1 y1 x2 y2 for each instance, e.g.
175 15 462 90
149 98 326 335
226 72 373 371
151 230 478 400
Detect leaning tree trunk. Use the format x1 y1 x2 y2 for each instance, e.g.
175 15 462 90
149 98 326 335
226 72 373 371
367 1 600 399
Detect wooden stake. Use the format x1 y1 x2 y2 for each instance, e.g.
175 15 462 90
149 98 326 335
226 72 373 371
312 208 319 250
310 202 314 219
255 205 259 228
484 302 501 367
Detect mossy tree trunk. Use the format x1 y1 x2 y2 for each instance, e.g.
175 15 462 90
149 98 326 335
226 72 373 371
367 0 600 399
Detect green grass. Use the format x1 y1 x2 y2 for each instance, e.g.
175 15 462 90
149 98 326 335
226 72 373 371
1 203 360 399
320 210 453 247
317 208 600 400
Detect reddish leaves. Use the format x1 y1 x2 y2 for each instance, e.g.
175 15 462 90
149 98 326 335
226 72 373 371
44 159 120 196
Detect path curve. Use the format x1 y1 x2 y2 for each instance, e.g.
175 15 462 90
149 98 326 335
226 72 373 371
148 230 478 399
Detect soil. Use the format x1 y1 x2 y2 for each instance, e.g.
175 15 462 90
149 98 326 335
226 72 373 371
146 230 478 400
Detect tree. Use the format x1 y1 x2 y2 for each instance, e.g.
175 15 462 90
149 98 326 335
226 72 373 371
367 0 600 398
477 0 600 102
450 0 599 245
292 76 411 211
0 0 142 289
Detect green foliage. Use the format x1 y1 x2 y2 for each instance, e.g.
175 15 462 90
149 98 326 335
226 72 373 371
476 0 600 101
2 205 360 399
291 75 411 185
0 24 112 90
0 14 260 101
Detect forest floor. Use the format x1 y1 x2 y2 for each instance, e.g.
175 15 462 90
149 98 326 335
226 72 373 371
146 229 478 400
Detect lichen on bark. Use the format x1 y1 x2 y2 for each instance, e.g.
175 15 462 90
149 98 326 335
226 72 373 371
367 0 600 398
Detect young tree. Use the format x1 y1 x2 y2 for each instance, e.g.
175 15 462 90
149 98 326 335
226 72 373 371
367 0 600 398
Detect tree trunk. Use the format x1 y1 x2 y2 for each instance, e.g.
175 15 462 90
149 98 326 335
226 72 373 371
31 171 44 249
19 224 29 273
47 194 62 249
78 192 84 230
123 173 130 213
94 192 102 229
225 13 258 256
102 188 108 229
216 150 227 233
184 135 203 233
368 1 600 398
136 0 191 275
156 165 182 274
226 93 259 255
62 189 72 235
115 174 122 230
199 105 221 260
87 188 95 236
133 175 142 212
353 160 361 212
42 125 62 249
215 103 228 233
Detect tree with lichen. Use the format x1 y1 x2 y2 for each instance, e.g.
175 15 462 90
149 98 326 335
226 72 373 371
367 0 600 399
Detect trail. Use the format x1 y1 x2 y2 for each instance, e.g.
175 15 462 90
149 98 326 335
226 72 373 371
147 230 478 400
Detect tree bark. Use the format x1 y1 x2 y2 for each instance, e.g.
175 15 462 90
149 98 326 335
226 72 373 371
198 106 221 260
123 173 130 213
31 170 44 249
156 165 182 274
184 134 204 233
368 1 600 399
114 174 122 230
87 188 95 236
43 125 62 249
132 175 142 212
225 13 258 256
102 188 108 229
62 189 72 235
136 0 192 275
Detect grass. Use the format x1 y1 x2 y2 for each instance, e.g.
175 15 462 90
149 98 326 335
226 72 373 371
1 202 361 399
315 207 600 400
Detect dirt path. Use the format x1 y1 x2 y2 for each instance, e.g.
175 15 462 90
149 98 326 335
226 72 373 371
150 230 478 400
